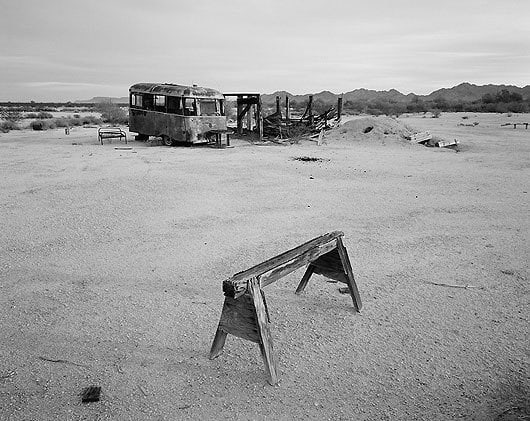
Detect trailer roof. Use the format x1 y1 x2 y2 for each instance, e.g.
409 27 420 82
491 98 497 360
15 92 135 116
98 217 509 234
129 83 224 99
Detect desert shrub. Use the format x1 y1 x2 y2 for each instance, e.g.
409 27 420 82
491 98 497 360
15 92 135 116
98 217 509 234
1 121 21 132
54 118 69 128
1 121 18 132
81 115 103 125
96 102 128 124
30 119 57 130
37 111 53 119
26 112 38 119
73 114 80 118
69 118 82 127
30 120 44 130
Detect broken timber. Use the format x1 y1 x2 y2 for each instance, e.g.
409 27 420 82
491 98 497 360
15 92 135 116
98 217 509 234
410 131 432 144
436 139 458 148
209 231 362 385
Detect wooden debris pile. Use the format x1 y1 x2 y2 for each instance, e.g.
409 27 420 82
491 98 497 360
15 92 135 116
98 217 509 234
263 105 339 141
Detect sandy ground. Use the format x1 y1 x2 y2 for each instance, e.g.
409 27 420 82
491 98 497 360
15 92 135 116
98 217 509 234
0 113 528 420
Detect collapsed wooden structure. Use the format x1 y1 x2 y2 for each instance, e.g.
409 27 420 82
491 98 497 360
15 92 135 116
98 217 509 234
209 231 361 385
263 95 343 140
223 93 343 142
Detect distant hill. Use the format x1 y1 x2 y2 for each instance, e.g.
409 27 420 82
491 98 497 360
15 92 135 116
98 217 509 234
424 82 530 102
75 96 128 104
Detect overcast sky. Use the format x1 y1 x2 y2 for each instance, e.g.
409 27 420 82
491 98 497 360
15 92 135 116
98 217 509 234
1 0 529 101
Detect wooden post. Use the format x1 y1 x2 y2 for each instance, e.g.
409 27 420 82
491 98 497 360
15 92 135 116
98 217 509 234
248 277 278 385
276 96 281 115
237 96 244 135
285 96 290 122
337 96 343 122
209 328 228 359
336 237 362 312
257 95 263 141
308 95 313 126
246 104 253 130
295 264 315 294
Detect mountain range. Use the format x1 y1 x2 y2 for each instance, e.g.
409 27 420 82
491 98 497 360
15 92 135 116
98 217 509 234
261 83 530 105
77 83 530 105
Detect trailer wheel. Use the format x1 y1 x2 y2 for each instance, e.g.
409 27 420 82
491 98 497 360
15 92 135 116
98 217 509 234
163 136 174 146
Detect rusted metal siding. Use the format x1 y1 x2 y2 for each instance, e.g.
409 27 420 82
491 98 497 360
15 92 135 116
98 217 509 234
129 83 224 100
183 116 227 142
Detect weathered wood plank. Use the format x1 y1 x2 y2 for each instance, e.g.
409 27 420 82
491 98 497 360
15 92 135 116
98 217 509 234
230 231 343 282
248 277 278 386
224 236 340 298
436 139 458 148
260 240 338 288
209 328 228 359
295 264 315 294
336 237 362 312
410 131 432 143
217 295 260 343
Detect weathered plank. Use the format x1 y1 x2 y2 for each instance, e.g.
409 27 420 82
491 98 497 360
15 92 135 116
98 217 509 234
436 139 458 148
217 295 260 343
295 264 315 294
410 131 432 143
260 240 338 288
224 231 343 298
336 237 362 312
209 328 228 359
248 277 278 385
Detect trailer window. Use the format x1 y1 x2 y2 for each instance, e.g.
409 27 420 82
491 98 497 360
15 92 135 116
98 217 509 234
131 93 143 108
143 94 154 110
199 99 218 116
183 98 197 116
154 95 166 111
167 96 182 114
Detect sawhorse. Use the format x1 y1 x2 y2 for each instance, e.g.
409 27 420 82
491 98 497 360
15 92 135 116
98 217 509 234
209 231 362 385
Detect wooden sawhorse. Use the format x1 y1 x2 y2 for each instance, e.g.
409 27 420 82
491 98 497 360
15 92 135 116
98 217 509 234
209 231 362 385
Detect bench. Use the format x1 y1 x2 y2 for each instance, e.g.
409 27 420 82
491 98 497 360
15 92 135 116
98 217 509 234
98 127 127 145
209 231 362 385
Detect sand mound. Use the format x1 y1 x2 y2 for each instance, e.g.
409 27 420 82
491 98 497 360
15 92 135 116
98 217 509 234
328 116 416 143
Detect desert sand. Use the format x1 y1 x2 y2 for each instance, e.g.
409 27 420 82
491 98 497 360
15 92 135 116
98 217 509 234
1 113 528 420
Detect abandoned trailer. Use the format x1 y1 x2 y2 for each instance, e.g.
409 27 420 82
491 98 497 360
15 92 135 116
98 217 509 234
129 83 228 146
